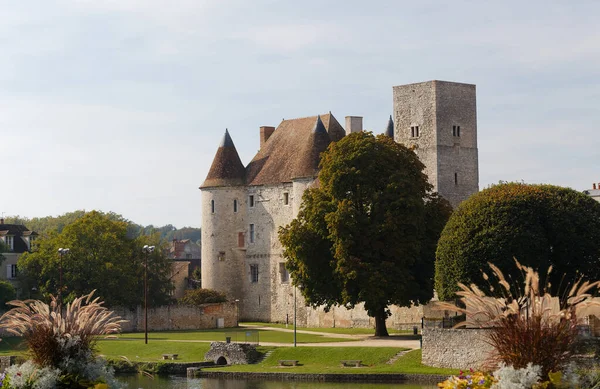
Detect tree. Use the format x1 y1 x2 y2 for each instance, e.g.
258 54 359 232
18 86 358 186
279 132 452 336
435 182 600 300
18 211 174 307
0 280 16 310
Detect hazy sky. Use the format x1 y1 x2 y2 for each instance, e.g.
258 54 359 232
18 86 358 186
2 1 599 228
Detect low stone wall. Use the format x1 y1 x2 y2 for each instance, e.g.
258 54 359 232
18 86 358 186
422 328 494 370
0 356 16 373
111 302 237 332
204 342 259 365
195 371 447 384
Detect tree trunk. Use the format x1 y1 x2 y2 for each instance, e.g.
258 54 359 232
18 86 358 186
374 306 389 337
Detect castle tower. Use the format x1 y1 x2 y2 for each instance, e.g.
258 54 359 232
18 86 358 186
392 80 479 208
200 129 247 301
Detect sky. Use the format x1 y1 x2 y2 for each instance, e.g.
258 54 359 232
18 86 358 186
1 0 599 228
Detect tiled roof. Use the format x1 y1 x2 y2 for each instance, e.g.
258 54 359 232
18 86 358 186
201 129 246 188
245 113 344 186
0 223 36 253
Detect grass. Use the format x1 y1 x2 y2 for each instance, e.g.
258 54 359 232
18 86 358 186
0 337 27 357
242 322 414 335
96 339 211 363
212 347 457 375
115 328 353 344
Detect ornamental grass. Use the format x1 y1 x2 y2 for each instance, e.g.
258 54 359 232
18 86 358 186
0 291 126 368
436 259 600 379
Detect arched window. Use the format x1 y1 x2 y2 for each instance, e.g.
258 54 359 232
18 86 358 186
211 199 215 213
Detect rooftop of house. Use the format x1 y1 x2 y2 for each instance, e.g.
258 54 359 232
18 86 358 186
0 219 37 253
201 113 345 189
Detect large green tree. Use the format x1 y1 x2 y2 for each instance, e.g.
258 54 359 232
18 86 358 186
435 182 600 300
279 132 452 336
18 211 174 307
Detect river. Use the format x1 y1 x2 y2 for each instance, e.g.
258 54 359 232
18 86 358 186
116 376 438 389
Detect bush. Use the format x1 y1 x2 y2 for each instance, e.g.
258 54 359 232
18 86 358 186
435 183 600 300
0 280 16 310
178 288 227 306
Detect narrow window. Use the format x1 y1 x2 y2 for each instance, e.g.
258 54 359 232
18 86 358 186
283 192 289 205
5 236 13 251
249 195 255 207
233 199 238 213
453 125 456 136
279 262 289 283
211 200 215 214
454 172 458 185
249 224 255 243
457 126 461 137
415 126 419 137
9 264 17 279
238 232 245 248
410 126 415 137
250 264 259 283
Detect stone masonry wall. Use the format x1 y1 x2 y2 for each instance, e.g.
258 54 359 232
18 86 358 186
422 328 494 370
0 356 16 373
204 342 259 365
111 302 237 332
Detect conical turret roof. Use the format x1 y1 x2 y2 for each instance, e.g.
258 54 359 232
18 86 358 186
293 115 332 179
200 129 246 188
385 115 394 138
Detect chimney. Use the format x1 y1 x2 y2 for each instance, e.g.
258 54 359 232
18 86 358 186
260 126 275 148
345 116 363 135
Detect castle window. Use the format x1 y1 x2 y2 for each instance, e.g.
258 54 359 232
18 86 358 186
218 251 226 261
411 126 420 137
249 195 255 207
250 264 259 283
238 232 245 247
211 200 215 214
233 199 238 213
454 172 458 185
283 192 289 205
453 125 461 137
249 224 255 243
279 262 289 283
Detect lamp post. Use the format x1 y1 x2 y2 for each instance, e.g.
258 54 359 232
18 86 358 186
234 299 240 327
57 248 70 309
142 244 155 345
293 286 297 347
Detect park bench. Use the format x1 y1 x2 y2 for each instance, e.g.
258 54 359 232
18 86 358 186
278 360 299 366
162 354 179 360
340 360 362 367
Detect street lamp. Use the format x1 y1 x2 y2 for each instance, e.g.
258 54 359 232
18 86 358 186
234 299 240 327
294 286 297 347
57 248 70 309
141 245 155 345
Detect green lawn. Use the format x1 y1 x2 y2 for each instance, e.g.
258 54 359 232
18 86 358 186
0 337 26 357
97 339 210 363
242 322 414 335
115 328 353 344
212 347 456 375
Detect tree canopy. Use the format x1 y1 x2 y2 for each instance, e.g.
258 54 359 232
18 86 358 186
0 280 16 310
279 132 452 336
435 182 600 300
18 210 174 307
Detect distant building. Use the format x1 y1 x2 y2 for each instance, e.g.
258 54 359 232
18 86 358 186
0 218 37 295
167 239 201 298
583 183 600 203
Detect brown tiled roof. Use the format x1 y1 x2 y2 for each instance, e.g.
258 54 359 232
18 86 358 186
201 129 246 188
245 113 344 186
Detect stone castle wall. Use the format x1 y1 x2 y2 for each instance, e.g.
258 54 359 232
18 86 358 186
421 328 494 370
111 302 237 332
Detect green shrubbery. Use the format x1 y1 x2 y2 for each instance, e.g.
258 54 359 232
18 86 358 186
177 288 227 306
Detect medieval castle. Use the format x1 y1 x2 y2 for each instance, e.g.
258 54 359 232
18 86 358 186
200 80 479 326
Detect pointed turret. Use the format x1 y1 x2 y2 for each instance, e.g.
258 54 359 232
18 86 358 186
200 129 246 188
385 115 394 138
293 115 331 179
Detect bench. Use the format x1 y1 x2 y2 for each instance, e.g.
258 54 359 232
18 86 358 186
162 354 179 360
340 360 362 367
278 360 299 366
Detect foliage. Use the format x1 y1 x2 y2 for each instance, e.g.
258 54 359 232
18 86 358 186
189 267 202 289
279 131 452 336
435 182 600 300
436 259 600 379
17 211 173 307
177 288 227 306
3 212 200 244
491 363 542 389
0 291 124 388
438 368 496 388
0 281 16 310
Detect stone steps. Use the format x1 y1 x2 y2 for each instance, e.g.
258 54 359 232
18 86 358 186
386 350 410 364
253 350 273 364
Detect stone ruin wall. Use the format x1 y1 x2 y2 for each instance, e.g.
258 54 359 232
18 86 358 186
421 328 494 370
